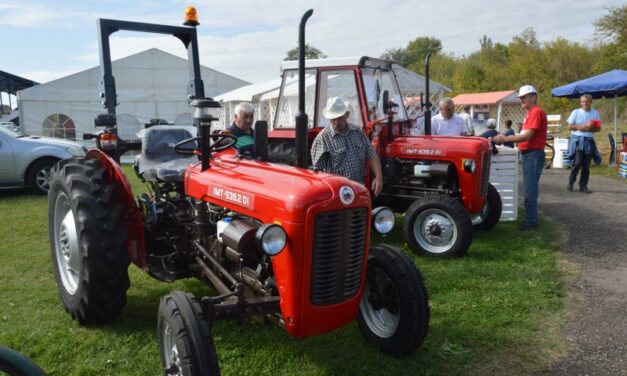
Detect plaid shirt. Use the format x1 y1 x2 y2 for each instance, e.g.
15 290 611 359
311 124 375 184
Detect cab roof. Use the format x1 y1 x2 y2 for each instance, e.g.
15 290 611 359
280 56 394 71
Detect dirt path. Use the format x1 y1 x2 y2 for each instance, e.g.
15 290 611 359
530 168 627 375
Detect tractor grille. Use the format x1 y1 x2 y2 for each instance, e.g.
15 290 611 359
480 151 491 197
311 208 367 306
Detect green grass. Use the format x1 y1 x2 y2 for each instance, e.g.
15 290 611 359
0 168 569 375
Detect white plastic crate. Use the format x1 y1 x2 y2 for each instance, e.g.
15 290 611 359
489 147 519 221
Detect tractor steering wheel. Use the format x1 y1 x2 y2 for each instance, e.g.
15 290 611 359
173 133 238 155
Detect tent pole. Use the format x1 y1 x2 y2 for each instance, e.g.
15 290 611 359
615 93 618 166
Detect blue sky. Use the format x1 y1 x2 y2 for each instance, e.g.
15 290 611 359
0 0 623 106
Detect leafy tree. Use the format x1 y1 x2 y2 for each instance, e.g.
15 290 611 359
284 44 327 61
594 4 627 44
592 5 627 73
381 36 443 74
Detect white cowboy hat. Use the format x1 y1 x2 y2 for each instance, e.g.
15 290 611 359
322 97 348 120
517 85 537 97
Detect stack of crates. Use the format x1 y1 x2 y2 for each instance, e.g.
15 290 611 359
619 152 627 179
489 147 518 221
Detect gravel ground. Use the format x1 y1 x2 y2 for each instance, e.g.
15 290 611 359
529 168 627 376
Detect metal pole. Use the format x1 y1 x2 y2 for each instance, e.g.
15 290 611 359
614 93 618 165
295 9 313 168
424 53 431 135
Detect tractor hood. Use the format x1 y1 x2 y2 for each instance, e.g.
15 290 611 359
387 135 490 159
185 152 370 223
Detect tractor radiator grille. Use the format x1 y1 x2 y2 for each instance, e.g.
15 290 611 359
311 208 367 306
480 151 491 197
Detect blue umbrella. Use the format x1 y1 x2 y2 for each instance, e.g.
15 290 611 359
552 70 627 162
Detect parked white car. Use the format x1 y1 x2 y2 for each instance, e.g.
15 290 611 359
0 126 86 194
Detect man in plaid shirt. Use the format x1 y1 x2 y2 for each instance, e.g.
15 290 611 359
311 97 383 196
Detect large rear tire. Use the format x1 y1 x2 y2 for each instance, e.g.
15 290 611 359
471 184 502 231
404 195 472 258
158 291 220 376
357 244 430 357
48 157 130 324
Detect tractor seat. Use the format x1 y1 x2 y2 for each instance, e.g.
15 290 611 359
135 125 198 182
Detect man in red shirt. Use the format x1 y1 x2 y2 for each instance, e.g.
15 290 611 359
493 85 547 229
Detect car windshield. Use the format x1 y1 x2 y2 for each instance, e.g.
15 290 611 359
362 68 408 122
271 69 317 129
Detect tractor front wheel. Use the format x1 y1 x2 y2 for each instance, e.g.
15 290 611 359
404 195 472 258
158 291 220 376
471 184 502 231
48 157 130 323
356 244 430 357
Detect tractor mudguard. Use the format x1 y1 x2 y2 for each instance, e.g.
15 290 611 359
86 149 147 268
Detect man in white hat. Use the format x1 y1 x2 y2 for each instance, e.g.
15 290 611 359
311 97 383 196
480 118 499 139
493 85 547 230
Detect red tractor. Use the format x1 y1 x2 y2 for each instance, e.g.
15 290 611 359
47 11 429 375
263 53 501 258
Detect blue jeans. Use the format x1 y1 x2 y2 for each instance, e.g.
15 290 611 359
521 150 545 225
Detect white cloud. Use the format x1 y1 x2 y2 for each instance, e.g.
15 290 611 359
11 0 624 85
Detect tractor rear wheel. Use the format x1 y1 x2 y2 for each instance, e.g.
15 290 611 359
158 291 220 376
357 244 430 357
471 184 502 231
404 195 472 258
48 157 130 323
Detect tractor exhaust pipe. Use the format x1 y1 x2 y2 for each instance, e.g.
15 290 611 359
295 9 313 169
424 53 432 136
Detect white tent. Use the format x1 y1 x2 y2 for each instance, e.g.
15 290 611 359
17 48 249 142
214 78 283 129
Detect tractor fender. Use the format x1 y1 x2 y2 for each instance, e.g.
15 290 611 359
86 149 147 268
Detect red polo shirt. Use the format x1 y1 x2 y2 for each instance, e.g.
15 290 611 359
518 105 547 152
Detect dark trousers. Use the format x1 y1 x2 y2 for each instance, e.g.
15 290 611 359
569 150 592 187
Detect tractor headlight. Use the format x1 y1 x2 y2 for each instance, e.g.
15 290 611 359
463 159 476 173
372 207 395 234
256 224 287 256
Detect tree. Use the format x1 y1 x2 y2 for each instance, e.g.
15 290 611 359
594 4 627 44
380 36 443 72
284 44 327 61
592 5 627 73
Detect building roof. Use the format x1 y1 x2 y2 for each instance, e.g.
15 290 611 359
452 90 517 105
0 70 38 94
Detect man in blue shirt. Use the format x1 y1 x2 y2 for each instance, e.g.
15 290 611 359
227 102 255 157
566 94 601 193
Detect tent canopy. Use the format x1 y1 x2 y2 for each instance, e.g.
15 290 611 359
0 70 38 95
551 70 627 99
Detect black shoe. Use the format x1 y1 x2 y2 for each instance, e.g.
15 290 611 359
567 183 573 191
520 222 538 230
580 186 592 193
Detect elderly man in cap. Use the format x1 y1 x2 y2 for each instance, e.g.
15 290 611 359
311 97 383 196
493 85 547 230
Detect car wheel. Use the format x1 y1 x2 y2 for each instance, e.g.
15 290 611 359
357 244 430 357
158 291 220 376
471 184 502 231
48 157 130 324
27 159 58 194
404 195 472 257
